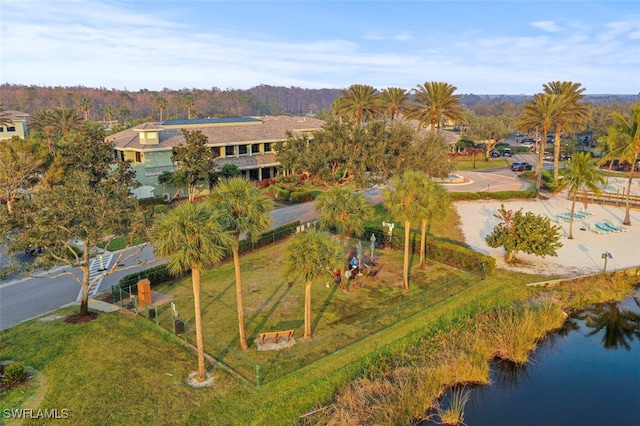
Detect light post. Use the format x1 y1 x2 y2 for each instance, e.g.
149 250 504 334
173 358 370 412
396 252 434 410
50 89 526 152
370 233 376 262
382 221 395 248
601 251 612 273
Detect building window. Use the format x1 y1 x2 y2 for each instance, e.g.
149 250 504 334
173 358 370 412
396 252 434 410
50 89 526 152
238 144 248 155
225 146 235 156
0 127 4 132
7 126 15 132
251 143 260 154
135 151 141 163
211 147 220 157
264 143 272 152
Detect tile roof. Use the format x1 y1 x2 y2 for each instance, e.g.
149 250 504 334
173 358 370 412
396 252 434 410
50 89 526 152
110 115 325 151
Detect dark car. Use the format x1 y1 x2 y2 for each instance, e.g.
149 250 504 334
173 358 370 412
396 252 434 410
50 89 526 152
511 162 532 171
501 148 513 157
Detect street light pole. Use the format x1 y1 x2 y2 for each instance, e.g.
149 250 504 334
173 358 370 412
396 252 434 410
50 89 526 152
601 251 612 272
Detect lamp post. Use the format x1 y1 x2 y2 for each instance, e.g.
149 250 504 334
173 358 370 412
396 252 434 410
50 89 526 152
382 221 394 248
601 251 612 273
370 233 376 262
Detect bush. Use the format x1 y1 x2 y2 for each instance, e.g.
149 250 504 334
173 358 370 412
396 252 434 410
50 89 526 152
450 190 538 201
138 196 166 208
3 362 28 385
289 190 314 203
268 185 292 201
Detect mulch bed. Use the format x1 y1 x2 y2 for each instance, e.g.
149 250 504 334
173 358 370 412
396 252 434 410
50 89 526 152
65 312 99 325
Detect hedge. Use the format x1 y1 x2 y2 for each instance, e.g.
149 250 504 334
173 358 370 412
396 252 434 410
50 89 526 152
450 189 538 201
115 221 302 292
363 226 495 276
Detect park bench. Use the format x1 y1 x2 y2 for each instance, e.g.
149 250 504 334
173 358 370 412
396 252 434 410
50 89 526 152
260 329 295 343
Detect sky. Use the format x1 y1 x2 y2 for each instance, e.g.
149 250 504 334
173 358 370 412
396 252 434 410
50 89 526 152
1 0 639 95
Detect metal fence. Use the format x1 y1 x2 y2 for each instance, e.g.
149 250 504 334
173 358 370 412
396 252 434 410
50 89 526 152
122 265 482 386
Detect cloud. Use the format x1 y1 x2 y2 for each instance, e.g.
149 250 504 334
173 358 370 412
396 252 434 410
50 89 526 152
530 20 561 32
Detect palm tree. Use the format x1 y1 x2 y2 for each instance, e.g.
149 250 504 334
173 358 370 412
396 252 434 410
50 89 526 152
516 93 565 193
543 81 589 180
315 184 373 248
78 97 92 120
51 108 83 137
103 104 117 124
0 110 14 127
407 81 466 132
557 152 606 239
151 202 232 382
184 93 195 119
381 87 410 121
383 170 428 291
283 230 343 339
602 105 640 225
29 109 58 153
155 96 168 121
332 84 382 125
418 179 450 269
208 177 274 350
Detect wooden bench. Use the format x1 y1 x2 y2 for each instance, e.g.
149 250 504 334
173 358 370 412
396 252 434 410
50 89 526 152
260 330 294 343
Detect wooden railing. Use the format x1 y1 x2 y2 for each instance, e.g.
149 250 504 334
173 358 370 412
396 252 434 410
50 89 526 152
571 190 640 208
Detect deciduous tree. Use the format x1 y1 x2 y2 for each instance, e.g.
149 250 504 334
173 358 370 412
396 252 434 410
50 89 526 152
171 129 218 202
485 204 563 263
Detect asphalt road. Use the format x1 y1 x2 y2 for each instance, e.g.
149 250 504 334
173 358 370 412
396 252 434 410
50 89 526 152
0 169 534 332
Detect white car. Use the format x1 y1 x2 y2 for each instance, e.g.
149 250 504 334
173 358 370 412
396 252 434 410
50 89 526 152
521 140 534 148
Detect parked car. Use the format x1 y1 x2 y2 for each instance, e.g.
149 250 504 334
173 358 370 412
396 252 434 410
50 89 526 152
511 162 533 171
490 150 501 158
521 140 534 148
501 148 513 157
543 152 554 161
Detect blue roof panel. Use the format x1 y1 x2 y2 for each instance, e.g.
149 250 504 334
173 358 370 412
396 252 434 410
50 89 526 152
161 117 260 126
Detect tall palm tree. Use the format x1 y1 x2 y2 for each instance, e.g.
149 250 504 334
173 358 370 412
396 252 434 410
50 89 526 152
208 177 274 350
315 184 373 248
332 84 382 125
602 104 640 225
103 104 117 124
557 152 606 239
283 230 343 339
383 170 428 291
516 93 565 193
151 202 232 382
381 87 410 121
184 93 196 120
543 81 589 180
407 81 466 132
418 179 450 269
78 97 92 120
155 96 168 121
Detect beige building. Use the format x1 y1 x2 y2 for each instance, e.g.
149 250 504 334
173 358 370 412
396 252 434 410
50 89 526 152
0 110 29 140
109 115 324 200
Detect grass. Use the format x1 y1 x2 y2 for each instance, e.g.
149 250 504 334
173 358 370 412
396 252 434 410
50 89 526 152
2 196 638 424
453 158 511 171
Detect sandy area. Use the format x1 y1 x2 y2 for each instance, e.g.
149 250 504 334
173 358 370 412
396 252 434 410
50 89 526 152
454 193 640 277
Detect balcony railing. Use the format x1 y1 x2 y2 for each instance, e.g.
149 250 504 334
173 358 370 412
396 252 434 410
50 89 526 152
144 165 175 177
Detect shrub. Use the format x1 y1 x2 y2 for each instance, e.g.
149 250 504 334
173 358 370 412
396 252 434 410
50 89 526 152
3 362 28 385
289 190 314 203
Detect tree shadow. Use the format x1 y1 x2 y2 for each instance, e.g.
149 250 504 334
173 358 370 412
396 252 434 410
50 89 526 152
311 282 340 334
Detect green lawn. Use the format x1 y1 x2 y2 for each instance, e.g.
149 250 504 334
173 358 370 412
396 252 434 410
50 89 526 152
5 198 618 425
453 157 511 171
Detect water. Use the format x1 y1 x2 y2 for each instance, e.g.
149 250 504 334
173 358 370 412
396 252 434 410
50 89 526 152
461 292 640 426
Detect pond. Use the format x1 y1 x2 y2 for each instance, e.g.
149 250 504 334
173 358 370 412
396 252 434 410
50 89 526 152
460 291 640 426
